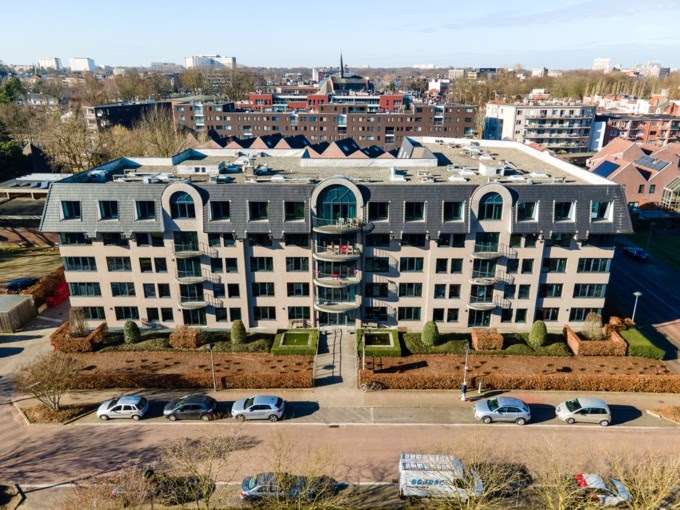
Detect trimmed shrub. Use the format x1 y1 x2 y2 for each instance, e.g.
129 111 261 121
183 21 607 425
422 321 439 347
99 338 170 352
212 338 272 353
123 321 140 344
271 329 319 356
356 329 402 357
528 320 547 349
582 312 605 340
169 326 202 349
471 328 503 350
231 320 246 345
620 328 665 360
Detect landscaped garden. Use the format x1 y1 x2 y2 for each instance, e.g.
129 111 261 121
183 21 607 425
271 329 319 356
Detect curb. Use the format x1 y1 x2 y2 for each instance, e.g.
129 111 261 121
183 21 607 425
646 409 680 425
11 401 31 426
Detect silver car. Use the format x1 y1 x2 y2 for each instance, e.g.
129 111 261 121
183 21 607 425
231 395 286 422
473 396 531 425
556 397 612 427
97 395 149 421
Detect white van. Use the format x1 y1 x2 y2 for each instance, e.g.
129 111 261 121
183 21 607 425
399 453 483 499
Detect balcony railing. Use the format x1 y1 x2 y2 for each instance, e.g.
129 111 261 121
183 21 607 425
173 242 218 258
472 243 517 259
313 216 367 234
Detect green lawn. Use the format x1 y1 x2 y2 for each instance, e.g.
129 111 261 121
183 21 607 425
627 227 680 271
281 331 311 346
620 327 666 359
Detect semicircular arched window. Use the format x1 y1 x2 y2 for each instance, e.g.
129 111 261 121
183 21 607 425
170 191 196 219
316 185 357 223
478 192 503 220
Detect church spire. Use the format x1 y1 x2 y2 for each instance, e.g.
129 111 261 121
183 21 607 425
340 51 344 78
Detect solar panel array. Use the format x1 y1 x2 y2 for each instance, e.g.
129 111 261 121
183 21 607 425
593 160 620 178
635 155 669 172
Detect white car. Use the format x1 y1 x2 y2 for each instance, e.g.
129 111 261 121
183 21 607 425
97 395 149 421
574 473 631 507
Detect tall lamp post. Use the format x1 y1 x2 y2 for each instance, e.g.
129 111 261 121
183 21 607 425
632 291 642 323
206 343 217 392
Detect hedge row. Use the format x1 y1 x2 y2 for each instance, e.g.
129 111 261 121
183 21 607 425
403 333 469 355
51 322 107 353
620 328 666 360
74 369 313 390
356 329 402 357
358 370 680 393
271 329 319 356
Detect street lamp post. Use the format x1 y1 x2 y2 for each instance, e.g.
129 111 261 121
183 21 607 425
461 345 469 401
206 343 217 392
632 291 642 323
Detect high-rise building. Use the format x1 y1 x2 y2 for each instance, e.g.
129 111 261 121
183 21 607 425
484 102 596 154
184 55 236 70
39 136 631 331
69 57 96 73
592 58 613 73
37 57 62 70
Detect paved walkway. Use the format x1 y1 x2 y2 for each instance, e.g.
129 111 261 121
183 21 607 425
314 329 358 390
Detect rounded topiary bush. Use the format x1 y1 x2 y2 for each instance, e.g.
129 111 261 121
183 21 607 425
123 320 140 344
231 319 246 345
528 320 547 349
422 320 440 347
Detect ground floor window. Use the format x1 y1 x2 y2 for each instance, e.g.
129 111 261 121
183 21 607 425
365 307 387 322
468 309 491 327
536 307 559 321
318 310 355 326
115 306 139 321
215 307 228 322
230 308 242 321
82 306 105 320
288 306 310 320
183 308 206 325
569 307 602 322
254 306 276 321
398 307 421 321
161 308 174 322
146 308 159 322
446 309 459 322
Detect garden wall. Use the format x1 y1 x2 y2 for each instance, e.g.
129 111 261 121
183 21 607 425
564 325 627 356
51 321 107 353
471 328 503 351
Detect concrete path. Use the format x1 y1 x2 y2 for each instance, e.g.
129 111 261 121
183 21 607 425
314 329 358 391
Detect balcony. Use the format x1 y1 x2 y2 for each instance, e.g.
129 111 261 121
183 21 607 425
313 242 361 262
313 300 361 313
468 294 496 311
469 270 497 285
173 242 218 259
313 216 368 234
471 243 517 260
179 296 208 310
175 269 221 285
314 269 361 288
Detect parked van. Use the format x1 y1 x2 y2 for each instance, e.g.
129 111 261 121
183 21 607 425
398 453 483 499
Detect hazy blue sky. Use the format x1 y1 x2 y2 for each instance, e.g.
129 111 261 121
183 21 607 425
2 0 680 68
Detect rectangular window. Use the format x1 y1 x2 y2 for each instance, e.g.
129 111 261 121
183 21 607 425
68 282 101 297
434 284 446 299
287 282 309 297
475 232 499 253
554 201 574 222
435 258 448 273
509 234 523 248
448 284 461 298
401 233 426 247
252 282 275 297
251 257 273 272
249 201 268 221
501 308 513 323
649 184 656 194
542 258 567 273
404 201 425 222
107 257 132 272
524 234 537 248
146 307 159 322
536 307 559 321
225 258 238 273
398 307 421 321
399 257 423 272
223 233 236 246
366 256 389 273
368 202 389 221
433 308 444 322
365 283 388 298
573 283 607 298
213 283 225 298
254 306 276 320
98 200 119 220
59 233 90 245
577 258 611 273
366 233 390 247
208 233 222 247
569 307 602 321
285 257 308 272
61 201 81 220
210 257 223 273
591 201 612 222
450 258 463 273
161 307 174 322
365 307 388 322
517 201 537 221
154 258 167 273
210 201 231 220
227 283 240 298
111 282 135 297
399 282 422 297
638 184 645 194
139 258 153 273
157 283 171 298
284 201 305 221
515 309 527 323
135 201 155 220
183 308 206 325
102 233 127 246
215 307 228 322
504 284 516 299
521 259 534 274
143 283 156 298
82 306 105 320
64 256 96 272
248 233 272 247
443 201 463 222
506 259 519 274
230 308 242 321
446 309 459 322
541 283 563 298
288 306 310 320
115 306 139 320
517 284 530 299
284 234 309 247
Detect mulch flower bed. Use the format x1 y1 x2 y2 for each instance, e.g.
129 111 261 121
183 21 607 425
22 403 95 424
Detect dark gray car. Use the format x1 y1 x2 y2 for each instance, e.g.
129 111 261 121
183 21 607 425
163 394 218 421
473 396 531 425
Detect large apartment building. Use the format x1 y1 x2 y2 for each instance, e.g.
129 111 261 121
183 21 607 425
40 137 631 332
174 99 476 149
484 102 596 154
595 113 680 148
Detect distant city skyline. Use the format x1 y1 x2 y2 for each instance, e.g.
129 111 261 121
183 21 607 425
2 0 680 69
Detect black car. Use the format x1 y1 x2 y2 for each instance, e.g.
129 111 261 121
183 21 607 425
163 394 218 421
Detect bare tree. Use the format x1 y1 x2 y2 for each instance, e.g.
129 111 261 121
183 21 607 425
136 108 190 157
16 352 82 411
63 468 154 510
69 307 88 337
610 453 680 510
